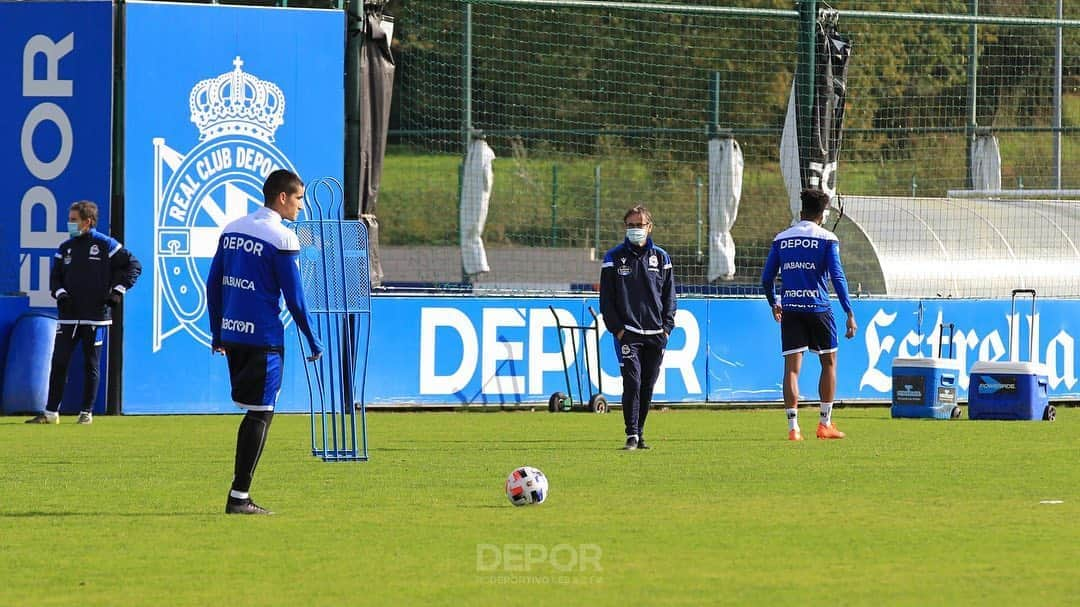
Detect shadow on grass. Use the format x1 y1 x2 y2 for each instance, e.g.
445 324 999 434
0 511 215 517
371 435 780 453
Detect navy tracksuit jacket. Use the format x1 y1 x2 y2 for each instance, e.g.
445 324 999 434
599 237 676 439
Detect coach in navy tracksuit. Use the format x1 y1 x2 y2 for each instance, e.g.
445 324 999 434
600 205 676 451
26 201 142 425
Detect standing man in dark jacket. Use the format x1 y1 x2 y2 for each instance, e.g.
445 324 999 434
600 205 677 450
27 201 142 424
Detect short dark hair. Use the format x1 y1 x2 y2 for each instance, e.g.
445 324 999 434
623 205 653 225
69 201 98 228
800 189 830 218
262 169 304 205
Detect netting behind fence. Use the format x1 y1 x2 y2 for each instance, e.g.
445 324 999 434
381 0 1079 296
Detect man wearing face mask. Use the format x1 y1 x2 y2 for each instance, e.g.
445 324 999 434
26 201 142 425
599 205 677 450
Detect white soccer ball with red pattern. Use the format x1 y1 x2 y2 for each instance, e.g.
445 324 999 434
505 466 548 506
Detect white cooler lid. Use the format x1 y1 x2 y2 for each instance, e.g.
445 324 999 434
969 360 1049 375
891 357 962 370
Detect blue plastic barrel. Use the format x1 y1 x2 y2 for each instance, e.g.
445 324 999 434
2 312 57 415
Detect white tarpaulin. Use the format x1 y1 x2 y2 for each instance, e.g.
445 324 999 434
779 80 802 222
708 136 743 281
460 136 495 276
971 133 1002 192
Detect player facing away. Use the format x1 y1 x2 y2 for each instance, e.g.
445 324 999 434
207 169 323 515
761 189 857 441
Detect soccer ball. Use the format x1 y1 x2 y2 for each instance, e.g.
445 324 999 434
505 466 548 506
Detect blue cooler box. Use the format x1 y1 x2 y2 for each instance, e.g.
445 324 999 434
968 361 1052 421
891 357 961 419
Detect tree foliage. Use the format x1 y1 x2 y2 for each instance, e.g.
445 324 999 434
393 0 1077 158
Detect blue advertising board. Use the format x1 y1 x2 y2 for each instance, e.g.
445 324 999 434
1 0 114 413
120 286 1080 412
2 0 114 304
363 298 708 407
121 2 344 414
841 298 1080 401
354 296 1080 408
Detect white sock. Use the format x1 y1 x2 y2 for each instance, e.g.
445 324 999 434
44 410 58 420
785 408 799 431
820 402 833 426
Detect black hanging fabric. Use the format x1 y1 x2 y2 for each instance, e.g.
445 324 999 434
345 6 395 286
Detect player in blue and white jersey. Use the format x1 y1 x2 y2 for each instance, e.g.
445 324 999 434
207 169 323 515
761 189 857 441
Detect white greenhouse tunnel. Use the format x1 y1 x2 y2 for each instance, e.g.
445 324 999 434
834 195 1080 298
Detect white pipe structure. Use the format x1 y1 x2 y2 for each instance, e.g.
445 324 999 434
948 190 1080 199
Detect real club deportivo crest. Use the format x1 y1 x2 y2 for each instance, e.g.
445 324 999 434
153 57 298 352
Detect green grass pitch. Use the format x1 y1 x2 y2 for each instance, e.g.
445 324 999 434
2 407 1078 606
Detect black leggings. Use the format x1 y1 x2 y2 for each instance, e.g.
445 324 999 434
45 324 104 413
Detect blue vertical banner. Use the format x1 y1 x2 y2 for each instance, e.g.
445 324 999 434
122 2 345 413
1 0 114 413
1 0 114 306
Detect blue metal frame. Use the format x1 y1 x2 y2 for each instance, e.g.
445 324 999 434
293 176 372 461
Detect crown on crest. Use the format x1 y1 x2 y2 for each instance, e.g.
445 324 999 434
189 57 285 142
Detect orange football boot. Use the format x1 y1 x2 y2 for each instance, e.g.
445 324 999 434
788 428 803 441
816 422 846 439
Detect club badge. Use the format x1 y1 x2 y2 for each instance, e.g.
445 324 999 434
153 57 298 352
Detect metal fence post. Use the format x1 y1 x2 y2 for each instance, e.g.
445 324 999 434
1054 0 1063 189
463 2 473 152
594 165 601 255
965 0 978 189
551 164 559 246
696 175 704 261
797 0 817 183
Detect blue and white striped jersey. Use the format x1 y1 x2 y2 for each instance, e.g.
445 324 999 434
761 220 852 314
207 207 321 354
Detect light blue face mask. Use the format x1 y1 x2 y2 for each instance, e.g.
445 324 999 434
67 222 83 238
626 228 648 245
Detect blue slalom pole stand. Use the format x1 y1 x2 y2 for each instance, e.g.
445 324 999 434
292 177 371 461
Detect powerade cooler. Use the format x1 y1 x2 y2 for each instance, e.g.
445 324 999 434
967 289 1056 421
891 324 962 419
968 361 1051 420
